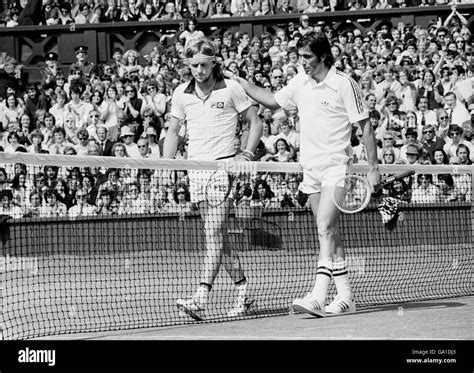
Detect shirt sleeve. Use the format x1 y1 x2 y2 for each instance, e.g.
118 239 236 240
229 80 251 114
341 75 369 124
170 87 185 120
274 73 301 110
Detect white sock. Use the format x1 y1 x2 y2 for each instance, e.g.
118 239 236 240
333 260 352 300
235 278 247 300
195 283 210 305
311 259 333 307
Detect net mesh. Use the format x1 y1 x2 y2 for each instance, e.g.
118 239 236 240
0 153 472 340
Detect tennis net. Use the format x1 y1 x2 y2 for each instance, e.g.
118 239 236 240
0 153 472 339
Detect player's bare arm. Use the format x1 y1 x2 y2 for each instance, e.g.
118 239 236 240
359 116 380 192
236 105 263 161
162 116 181 159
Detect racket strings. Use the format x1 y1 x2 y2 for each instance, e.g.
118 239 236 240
335 177 370 212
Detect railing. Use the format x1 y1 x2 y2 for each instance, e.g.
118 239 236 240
0 4 473 84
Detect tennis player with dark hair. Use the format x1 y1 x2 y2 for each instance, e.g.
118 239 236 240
229 31 380 316
163 37 262 320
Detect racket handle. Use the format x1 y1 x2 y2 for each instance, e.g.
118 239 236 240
373 170 415 196
381 170 415 187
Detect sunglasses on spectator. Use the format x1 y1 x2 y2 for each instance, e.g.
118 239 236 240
144 114 153 118
437 33 446 37
450 132 461 136
76 194 86 198
126 90 134 93
423 130 434 134
138 145 147 148
90 114 99 118
407 153 418 156
178 191 186 194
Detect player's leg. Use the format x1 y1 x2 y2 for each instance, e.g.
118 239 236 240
177 171 228 320
326 231 356 314
221 202 254 316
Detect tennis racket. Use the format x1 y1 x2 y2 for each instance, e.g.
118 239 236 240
332 170 415 214
205 170 234 207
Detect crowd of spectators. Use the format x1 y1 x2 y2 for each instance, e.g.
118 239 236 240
0 0 472 218
2 0 472 27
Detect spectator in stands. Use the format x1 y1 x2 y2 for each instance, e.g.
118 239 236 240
432 148 449 165
114 0 138 21
251 178 277 208
1 94 24 132
119 125 139 157
444 124 473 161
48 127 73 155
17 0 42 25
28 129 48 154
182 0 204 18
411 174 440 203
63 113 80 145
419 123 444 160
24 84 49 122
4 132 22 153
179 17 205 49
141 80 166 120
119 49 143 80
95 126 114 156
270 138 293 162
415 96 438 129
111 142 129 157
55 1 74 24
54 178 74 209
68 187 97 217
0 189 23 219
160 0 183 19
39 189 67 217
99 85 121 141
456 143 472 165
443 91 470 128
387 178 411 202
74 2 99 23
95 189 116 215
379 131 400 162
405 143 421 165
43 165 58 188
10 169 29 208
23 190 42 217
74 128 91 155
437 173 463 202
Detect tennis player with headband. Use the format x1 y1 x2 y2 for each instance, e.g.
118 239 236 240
163 37 262 320
228 31 380 316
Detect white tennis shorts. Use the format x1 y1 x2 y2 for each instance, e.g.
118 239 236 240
299 153 353 194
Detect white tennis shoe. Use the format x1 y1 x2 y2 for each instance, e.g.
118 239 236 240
291 293 326 317
177 298 204 321
325 295 356 315
227 296 255 317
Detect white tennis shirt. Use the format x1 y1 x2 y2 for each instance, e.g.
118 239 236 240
171 78 251 160
274 67 368 170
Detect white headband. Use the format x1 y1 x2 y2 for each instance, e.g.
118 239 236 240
184 53 216 65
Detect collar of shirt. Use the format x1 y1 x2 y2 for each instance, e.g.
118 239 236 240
183 76 227 94
306 66 338 91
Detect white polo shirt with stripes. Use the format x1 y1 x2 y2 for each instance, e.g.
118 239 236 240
171 78 251 160
274 67 368 170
